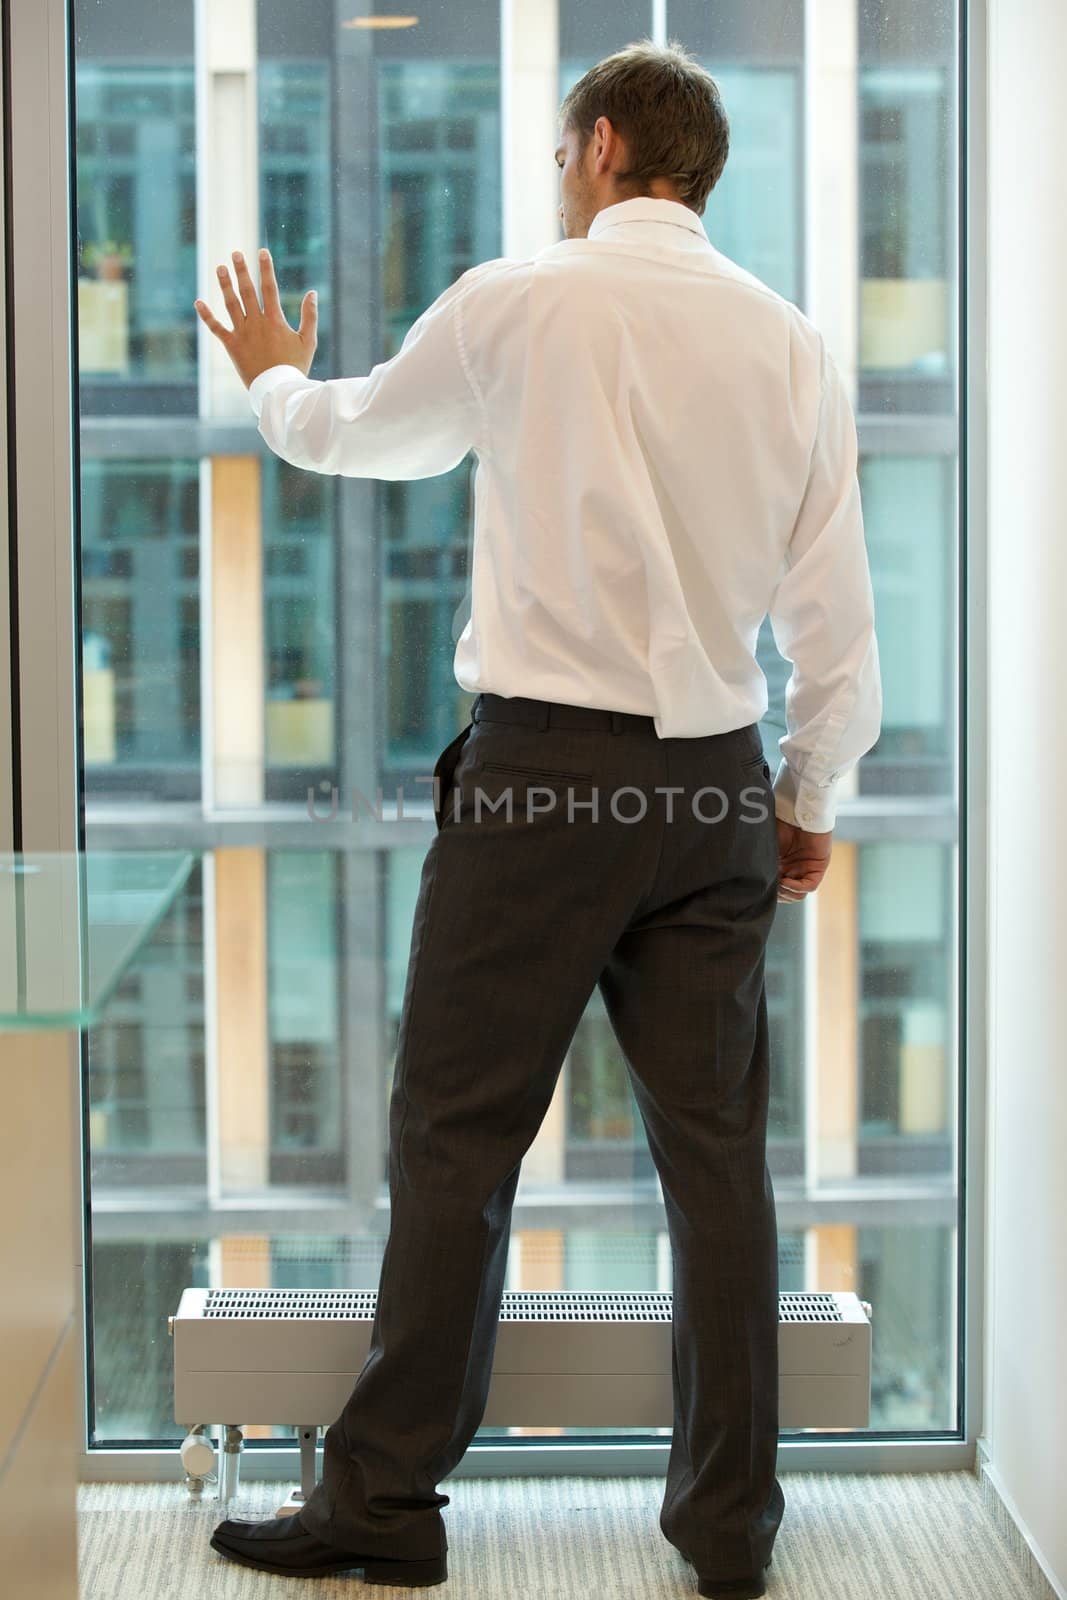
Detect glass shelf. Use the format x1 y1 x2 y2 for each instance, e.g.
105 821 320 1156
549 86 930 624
0 851 195 1030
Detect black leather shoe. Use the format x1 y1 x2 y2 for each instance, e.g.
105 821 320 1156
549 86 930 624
697 1553 772 1597
210 1510 448 1586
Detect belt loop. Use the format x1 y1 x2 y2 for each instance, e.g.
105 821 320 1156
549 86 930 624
471 694 482 724
610 710 623 734
536 701 550 731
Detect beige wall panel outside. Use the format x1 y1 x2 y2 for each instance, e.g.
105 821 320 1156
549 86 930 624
219 1238 274 1438
215 847 270 1190
220 1234 272 1288
812 1224 859 1296
815 842 860 1182
512 1230 566 1437
516 1230 565 1292
211 456 265 806
523 1070 567 1183
900 1037 948 1135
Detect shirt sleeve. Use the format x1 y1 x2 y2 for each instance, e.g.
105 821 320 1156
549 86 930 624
247 264 492 480
767 339 883 832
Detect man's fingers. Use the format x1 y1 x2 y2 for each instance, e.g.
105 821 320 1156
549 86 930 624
781 854 828 881
787 871 824 893
257 248 284 318
194 298 232 345
777 862 828 901
776 824 833 905
778 858 828 896
215 261 246 326
229 250 261 317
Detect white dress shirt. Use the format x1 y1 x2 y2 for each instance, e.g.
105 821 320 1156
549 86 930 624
249 194 882 830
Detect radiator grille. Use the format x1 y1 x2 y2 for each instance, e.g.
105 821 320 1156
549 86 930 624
200 1288 845 1324
780 1292 843 1321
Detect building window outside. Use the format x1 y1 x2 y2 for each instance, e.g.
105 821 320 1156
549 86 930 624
76 0 963 1448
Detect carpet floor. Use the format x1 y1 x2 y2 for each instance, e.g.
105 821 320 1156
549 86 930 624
77 1471 1047 1598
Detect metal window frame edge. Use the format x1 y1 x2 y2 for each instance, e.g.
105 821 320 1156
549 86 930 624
0 0 14 853
6 0 79 856
0 0 987 1482
960 0 989 1470
4 0 94 1486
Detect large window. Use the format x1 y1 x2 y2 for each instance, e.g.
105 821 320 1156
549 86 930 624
73 0 963 1456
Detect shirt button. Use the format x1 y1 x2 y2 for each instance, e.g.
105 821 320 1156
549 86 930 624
800 809 814 823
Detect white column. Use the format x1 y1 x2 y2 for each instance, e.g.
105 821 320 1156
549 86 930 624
195 0 264 808
502 0 560 261
983 0 1067 1583
803 0 859 394
195 0 261 420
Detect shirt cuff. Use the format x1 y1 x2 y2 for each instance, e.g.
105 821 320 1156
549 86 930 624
771 759 840 833
247 363 312 419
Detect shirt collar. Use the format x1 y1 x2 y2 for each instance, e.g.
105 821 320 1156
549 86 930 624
587 196 708 241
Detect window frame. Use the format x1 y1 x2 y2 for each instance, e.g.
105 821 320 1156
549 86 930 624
0 0 986 1480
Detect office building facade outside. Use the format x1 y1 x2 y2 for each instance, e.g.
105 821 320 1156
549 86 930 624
75 0 960 1450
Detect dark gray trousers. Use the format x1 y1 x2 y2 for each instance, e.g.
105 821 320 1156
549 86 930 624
297 692 785 1580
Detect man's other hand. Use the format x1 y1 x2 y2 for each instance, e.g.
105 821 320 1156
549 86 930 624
776 818 833 902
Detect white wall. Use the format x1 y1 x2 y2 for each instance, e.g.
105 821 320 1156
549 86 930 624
983 0 1067 1586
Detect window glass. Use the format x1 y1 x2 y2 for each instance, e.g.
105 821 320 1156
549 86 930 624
77 0 962 1449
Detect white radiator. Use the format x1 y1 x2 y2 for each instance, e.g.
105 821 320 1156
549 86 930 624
170 1287 872 1501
